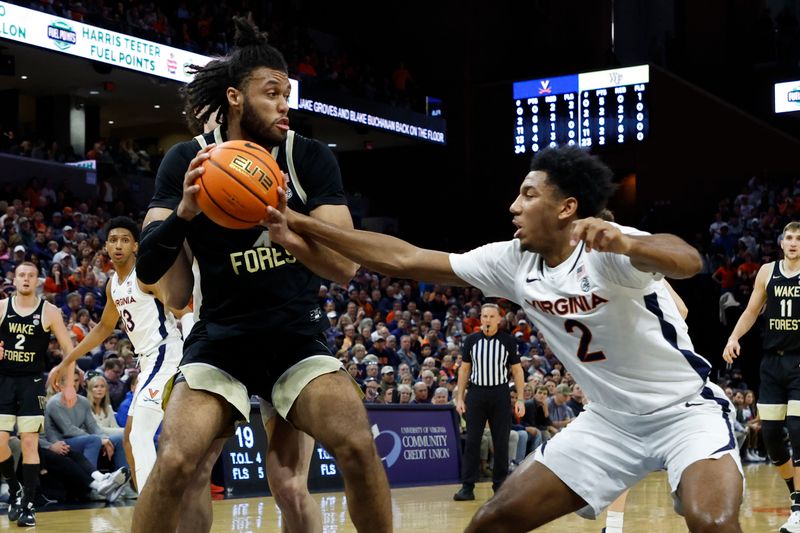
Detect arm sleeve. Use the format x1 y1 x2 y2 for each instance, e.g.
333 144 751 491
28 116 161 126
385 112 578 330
449 240 521 301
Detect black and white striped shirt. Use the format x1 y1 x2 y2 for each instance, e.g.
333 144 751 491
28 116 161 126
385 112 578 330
462 331 519 386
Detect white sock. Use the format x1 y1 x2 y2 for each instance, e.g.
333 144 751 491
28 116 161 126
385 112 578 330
606 510 624 533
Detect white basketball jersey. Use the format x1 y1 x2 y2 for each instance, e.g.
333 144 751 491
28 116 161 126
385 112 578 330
450 224 710 415
110 268 182 355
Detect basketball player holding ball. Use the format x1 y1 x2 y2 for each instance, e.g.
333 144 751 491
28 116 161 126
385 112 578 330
131 17 391 533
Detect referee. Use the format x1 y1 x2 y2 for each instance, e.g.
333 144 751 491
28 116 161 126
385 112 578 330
454 303 524 501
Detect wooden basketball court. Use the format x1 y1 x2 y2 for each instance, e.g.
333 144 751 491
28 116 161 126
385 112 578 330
0 463 786 531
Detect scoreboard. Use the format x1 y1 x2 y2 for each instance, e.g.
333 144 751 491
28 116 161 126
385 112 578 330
513 65 649 154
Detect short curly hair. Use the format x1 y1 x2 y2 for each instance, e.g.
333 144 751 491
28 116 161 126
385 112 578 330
530 146 616 218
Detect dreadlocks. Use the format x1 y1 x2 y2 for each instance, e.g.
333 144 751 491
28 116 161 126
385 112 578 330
180 17 289 134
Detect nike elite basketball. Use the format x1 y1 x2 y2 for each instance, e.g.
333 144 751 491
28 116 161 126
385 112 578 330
196 140 284 229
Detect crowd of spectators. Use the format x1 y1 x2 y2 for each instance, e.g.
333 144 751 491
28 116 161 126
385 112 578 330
3 168 799 492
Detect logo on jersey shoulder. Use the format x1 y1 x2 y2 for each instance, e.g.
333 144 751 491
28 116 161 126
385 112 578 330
525 293 609 316
114 296 137 306
33 314 40 320
32 320 39 326
577 264 591 292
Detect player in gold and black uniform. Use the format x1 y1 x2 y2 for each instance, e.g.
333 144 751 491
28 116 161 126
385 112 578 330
0 262 76 527
130 17 391 533
725 220 800 533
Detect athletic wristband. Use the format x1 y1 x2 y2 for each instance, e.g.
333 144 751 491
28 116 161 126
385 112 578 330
136 211 190 284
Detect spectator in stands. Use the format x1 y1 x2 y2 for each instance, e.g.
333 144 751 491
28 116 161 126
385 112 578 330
43 263 69 305
397 384 413 404
420 369 437 397
369 336 398 367
70 309 92 343
410 381 429 404
547 384 574 432
432 387 450 405
380 366 396 391
45 368 128 473
383 387 397 404
102 358 127 410
712 256 737 293
87 376 124 438
521 385 554 450
363 377 381 404
508 390 529 467
345 362 361 385
566 384 587 416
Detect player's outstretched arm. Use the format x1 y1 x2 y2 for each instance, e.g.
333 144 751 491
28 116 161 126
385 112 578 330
44 301 77 407
570 217 702 279
61 282 120 367
271 196 468 286
723 263 770 363
262 188 358 284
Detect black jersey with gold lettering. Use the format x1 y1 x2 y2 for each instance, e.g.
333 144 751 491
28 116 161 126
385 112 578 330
150 128 346 340
0 297 49 375
763 261 800 354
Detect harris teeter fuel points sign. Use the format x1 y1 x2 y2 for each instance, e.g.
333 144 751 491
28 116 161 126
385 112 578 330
0 0 210 83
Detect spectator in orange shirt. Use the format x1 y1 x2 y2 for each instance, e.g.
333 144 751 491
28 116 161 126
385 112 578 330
737 252 760 284
712 256 737 293
462 307 481 334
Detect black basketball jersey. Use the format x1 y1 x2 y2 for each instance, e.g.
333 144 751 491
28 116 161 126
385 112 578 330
150 128 347 339
0 297 49 376
763 261 800 354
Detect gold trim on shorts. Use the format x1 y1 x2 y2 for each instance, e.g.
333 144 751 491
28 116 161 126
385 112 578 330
758 403 788 421
270 356 351 420
0 415 17 432
178 363 251 423
16 416 44 434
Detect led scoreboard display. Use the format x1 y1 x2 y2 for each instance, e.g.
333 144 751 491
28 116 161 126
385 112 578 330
513 65 649 154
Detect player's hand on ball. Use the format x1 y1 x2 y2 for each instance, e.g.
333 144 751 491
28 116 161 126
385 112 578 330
722 338 740 364
262 186 292 244
570 217 631 254
177 144 216 221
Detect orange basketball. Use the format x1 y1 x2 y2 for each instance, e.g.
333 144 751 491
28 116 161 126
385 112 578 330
195 140 284 229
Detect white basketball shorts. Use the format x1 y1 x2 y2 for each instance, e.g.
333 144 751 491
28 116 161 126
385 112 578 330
130 341 183 416
534 381 744 519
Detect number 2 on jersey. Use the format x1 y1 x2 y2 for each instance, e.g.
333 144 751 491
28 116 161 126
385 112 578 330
564 319 607 362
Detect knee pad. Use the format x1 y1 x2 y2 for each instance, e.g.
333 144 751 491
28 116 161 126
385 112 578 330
762 419 790 465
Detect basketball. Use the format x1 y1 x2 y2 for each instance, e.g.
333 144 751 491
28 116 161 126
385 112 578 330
195 140 284 229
